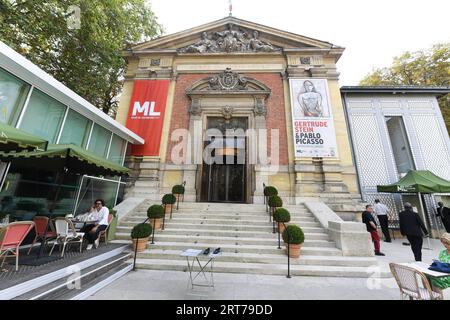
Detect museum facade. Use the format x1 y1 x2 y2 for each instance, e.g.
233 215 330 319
116 16 449 221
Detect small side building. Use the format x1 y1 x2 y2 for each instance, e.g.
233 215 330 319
341 86 450 234
0 41 144 217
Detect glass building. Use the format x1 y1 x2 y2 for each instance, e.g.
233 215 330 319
0 41 144 220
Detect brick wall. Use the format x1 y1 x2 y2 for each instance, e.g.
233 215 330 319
165 73 288 165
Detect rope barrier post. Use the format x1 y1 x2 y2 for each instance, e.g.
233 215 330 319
287 227 291 278
277 222 281 249
162 204 166 231
151 218 156 244
133 237 139 271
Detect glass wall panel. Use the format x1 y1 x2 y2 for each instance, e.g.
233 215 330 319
74 176 119 216
0 162 82 221
88 124 111 157
59 109 91 147
108 135 126 164
385 116 416 177
19 89 66 143
0 68 30 125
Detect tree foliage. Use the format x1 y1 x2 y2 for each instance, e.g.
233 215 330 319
0 0 162 116
360 43 450 133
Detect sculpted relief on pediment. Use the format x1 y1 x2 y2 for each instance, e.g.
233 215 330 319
178 23 281 54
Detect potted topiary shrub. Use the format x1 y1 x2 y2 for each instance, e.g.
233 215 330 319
273 208 291 234
264 186 278 197
282 225 305 258
147 204 165 230
268 195 283 211
131 223 152 252
162 194 176 215
172 184 185 209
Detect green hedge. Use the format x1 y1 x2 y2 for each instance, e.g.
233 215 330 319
147 204 165 219
131 223 153 239
268 195 283 208
282 225 305 245
162 194 176 205
264 186 278 197
172 185 185 195
273 208 290 223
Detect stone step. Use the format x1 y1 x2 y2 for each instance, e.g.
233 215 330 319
123 215 317 224
112 240 341 256
137 249 376 267
116 226 327 238
135 259 390 278
114 233 334 247
130 212 314 220
120 220 321 228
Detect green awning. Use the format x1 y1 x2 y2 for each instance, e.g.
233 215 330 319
0 144 130 176
0 122 48 152
377 170 450 194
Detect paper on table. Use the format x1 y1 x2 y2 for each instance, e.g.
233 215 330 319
180 249 203 257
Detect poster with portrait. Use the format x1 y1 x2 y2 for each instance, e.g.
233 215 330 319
289 79 339 158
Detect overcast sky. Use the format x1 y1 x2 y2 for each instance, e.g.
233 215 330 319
149 0 450 85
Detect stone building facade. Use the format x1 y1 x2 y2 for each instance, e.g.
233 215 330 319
115 17 363 217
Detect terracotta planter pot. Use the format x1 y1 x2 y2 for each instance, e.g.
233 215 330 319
278 222 288 234
175 194 183 202
285 243 301 258
164 204 173 215
149 218 162 230
132 237 149 252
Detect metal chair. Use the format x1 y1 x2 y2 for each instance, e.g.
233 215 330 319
0 221 35 271
97 213 113 246
27 216 57 255
389 263 444 300
49 217 84 257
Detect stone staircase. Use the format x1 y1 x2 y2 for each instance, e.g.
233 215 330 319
113 201 388 278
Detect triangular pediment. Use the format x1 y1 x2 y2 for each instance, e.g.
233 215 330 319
130 16 343 54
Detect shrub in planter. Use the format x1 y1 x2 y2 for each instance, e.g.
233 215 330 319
263 186 278 197
282 225 305 258
131 223 152 252
172 185 185 202
273 208 291 234
162 194 177 214
268 195 283 209
147 205 165 230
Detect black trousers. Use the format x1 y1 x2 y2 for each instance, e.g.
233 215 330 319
377 215 391 242
406 235 423 262
81 224 108 244
442 219 450 233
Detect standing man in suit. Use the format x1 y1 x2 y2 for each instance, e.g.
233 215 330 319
436 202 450 233
399 202 429 261
373 199 392 242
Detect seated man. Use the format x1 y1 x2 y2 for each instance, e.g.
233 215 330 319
431 233 450 293
80 199 109 250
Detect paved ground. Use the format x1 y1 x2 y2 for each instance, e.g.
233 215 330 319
88 238 450 300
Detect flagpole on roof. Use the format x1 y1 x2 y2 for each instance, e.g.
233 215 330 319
229 0 233 16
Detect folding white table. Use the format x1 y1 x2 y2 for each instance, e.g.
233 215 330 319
400 262 450 278
180 249 222 290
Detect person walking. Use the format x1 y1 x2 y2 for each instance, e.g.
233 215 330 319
362 205 385 256
436 202 450 233
399 202 429 261
373 199 392 242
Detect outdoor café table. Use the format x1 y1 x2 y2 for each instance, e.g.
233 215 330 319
180 249 222 290
399 262 450 279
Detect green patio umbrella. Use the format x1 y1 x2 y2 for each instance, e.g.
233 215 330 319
377 170 450 244
0 122 48 152
377 170 450 194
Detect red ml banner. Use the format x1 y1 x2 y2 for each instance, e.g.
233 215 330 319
125 80 170 156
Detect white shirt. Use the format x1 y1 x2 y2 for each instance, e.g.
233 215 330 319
89 207 110 226
373 203 390 216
